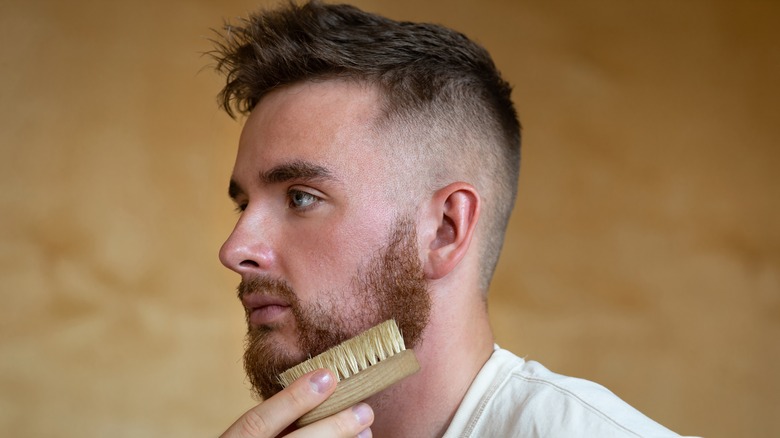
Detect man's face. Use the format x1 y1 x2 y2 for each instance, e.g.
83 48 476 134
219 80 431 399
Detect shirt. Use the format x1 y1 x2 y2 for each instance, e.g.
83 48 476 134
444 346 683 437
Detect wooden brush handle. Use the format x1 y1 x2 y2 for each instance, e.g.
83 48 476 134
296 349 420 427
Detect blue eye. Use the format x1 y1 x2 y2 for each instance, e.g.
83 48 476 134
288 190 319 210
234 201 248 213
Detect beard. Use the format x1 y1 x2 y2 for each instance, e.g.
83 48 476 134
240 218 432 400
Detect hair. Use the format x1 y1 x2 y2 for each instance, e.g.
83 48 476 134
210 1 521 293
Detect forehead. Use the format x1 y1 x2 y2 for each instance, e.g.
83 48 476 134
235 79 384 173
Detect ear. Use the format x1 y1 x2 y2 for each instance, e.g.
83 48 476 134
422 182 480 280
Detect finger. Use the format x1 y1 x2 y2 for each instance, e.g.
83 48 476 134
220 369 337 438
288 402 374 438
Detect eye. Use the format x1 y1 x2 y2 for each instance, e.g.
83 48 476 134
233 201 248 213
288 189 320 210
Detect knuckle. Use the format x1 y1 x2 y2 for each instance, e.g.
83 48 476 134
239 408 271 437
330 409 359 436
287 383 311 409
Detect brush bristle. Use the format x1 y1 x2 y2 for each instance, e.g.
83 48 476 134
278 319 406 388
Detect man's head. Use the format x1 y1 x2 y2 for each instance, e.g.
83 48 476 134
219 78 433 400
212 1 520 400
212 1 521 292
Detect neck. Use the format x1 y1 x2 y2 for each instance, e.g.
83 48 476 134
366 291 494 437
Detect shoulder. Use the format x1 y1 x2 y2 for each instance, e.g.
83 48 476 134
445 347 680 438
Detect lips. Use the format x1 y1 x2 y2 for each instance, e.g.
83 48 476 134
241 293 292 327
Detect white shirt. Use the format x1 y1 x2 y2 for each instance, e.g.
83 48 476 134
444 346 682 437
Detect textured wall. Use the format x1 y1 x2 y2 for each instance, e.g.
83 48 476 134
1 0 777 437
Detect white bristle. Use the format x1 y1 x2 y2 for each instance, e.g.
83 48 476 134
278 319 406 388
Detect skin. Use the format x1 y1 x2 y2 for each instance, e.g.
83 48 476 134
219 79 495 437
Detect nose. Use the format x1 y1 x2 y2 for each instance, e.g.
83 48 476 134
219 212 275 276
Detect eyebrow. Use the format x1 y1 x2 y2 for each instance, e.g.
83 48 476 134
228 160 337 200
260 160 334 184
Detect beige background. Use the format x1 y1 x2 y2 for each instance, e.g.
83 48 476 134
1 0 778 436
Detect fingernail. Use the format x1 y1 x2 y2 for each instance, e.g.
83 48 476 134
309 370 333 393
353 403 373 425
357 428 372 438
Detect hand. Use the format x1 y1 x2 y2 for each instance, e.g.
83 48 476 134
220 369 374 438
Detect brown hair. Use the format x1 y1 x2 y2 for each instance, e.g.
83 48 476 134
211 1 521 292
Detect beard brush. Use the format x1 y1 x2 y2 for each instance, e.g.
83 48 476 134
277 319 420 427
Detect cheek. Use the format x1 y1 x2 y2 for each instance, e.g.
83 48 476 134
278 176 400 292
279 217 387 295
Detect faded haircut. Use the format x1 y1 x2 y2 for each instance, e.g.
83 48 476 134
210 1 521 293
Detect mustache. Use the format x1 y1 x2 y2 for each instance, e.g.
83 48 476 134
237 276 297 301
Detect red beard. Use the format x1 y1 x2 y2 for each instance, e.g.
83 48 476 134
240 218 431 400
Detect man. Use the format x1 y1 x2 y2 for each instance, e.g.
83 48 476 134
211 1 681 437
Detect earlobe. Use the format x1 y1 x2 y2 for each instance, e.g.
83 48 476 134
423 182 480 280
